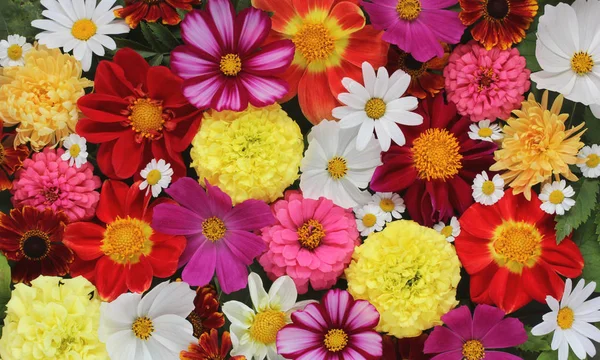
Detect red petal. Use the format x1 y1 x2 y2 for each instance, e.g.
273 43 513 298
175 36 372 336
147 66 190 108
113 48 150 90
328 1 365 37
96 141 119 179
63 222 105 260
522 263 564 304
75 119 128 143
112 131 145 179
94 60 137 98
151 139 187 180
278 62 306 103
77 94 130 123
541 238 584 279
469 262 499 305
125 257 153 293
125 181 151 220
251 0 298 34
146 233 186 277
342 25 389 69
455 231 494 274
488 268 532 313
292 0 334 17
297 70 339 125
458 202 503 239
69 255 98 283
96 180 130 224
95 257 128 301
326 59 362 101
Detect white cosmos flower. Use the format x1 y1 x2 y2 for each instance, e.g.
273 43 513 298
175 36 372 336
591 103 600 118
531 278 600 360
61 133 88 168
539 180 576 215
530 0 600 106
300 120 382 209
433 216 460 242
0 34 32 67
472 171 505 206
369 192 405 222
467 119 503 142
139 159 173 197
98 281 196 360
222 273 313 360
332 62 423 151
354 203 386 236
31 0 130 71
577 144 600 178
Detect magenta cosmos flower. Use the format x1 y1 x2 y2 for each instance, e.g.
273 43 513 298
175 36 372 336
277 289 383 359
151 177 275 293
170 0 295 112
361 0 465 62
423 305 527 360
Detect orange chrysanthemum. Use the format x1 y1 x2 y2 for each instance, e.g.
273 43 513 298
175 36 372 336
188 285 225 338
115 0 201 29
180 329 245 360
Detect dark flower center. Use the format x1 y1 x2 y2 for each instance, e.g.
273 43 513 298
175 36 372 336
486 0 510 19
0 144 5 165
21 230 50 260
398 52 426 77
44 187 60 204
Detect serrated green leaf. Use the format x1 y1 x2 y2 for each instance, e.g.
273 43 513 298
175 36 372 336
148 53 164 66
140 22 169 53
0 253 11 325
555 178 600 243
113 38 155 52
579 222 600 283
519 326 552 353
595 210 600 239
145 22 180 51
0 0 44 40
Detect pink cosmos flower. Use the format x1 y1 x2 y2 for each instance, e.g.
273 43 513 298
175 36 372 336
424 305 528 360
258 190 359 294
11 148 101 222
170 0 295 112
444 41 531 122
151 177 275 293
277 289 383 359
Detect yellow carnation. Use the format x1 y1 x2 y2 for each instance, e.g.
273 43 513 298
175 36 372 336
0 276 108 360
0 45 93 150
345 220 461 338
190 104 303 204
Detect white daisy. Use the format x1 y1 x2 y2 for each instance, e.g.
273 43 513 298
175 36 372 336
539 180 576 215
61 134 88 168
354 203 386 236
98 281 197 360
222 273 313 360
472 171 505 206
31 0 130 71
433 216 460 242
531 278 600 360
467 119 503 142
332 61 423 151
591 103 600 119
0 34 32 67
577 144 600 178
530 0 600 106
369 192 405 222
300 120 382 209
139 159 173 197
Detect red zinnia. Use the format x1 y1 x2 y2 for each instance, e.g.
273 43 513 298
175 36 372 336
76 48 202 180
455 192 584 313
115 0 201 29
188 285 225 338
64 180 186 301
370 94 497 226
0 127 29 191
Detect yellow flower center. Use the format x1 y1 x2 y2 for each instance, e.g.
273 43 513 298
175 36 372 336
412 128 463 181
293 23 335 63
478 127 493 138
549 190 565 205
327 156 348 180
101 217 153 264
362 213 377 227
491 221 542 273
132 317 154 340
365 98 387 119
69 143 81 158
396 0 422 21
557 307 575 329
380 198 396 212
323 329 348 352
71 19 97 41
441 225 453 238
462 340 485 360
129 98 165 137
571 52 594 75
7 44 23 60
250 310 286 344
297 219 325 250
146 169 162 186
482 180 496 195
20 229 50 260
219 54 242 76
586 153 600 168
202 216 226 242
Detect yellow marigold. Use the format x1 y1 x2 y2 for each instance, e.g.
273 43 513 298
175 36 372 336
190 104 303 204
0 45 93 150
345 220 461 338
490 91 586 200
0 276 108 360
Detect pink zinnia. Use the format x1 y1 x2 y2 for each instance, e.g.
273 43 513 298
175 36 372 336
11 148 101 222
424 305 527 360
151 177 275 293
444 41 531 121
277 289 383 359
170 0 295 112
258 190 359 294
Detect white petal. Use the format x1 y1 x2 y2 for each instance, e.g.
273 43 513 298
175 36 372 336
268 275 298 312
362 61 376 95
383 72 410 102
532 320 558 336
73 0 87 19
564 330 587 359
143 337 179 360
373 67 389 98
355 120 375 151
572 321 600 342
87 37 105 56
222 301 254 328
248 273 269 311
338 93 367 110
152 314 196 352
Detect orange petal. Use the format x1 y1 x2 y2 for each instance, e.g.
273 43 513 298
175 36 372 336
342 25 389 69
280 62 307 103
326 59 362 99
327 1 365 38
252 0 298 33
292 0 335 18
298 70 339 125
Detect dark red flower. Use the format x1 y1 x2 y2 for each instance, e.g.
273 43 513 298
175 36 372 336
0 127 29 191
180 329 245 360
115 0 201 29
188 285 225 338
382 334 431 360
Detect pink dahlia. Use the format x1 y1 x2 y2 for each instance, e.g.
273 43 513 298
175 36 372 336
444 40 530 122
11 148 101 222
258 190 359 294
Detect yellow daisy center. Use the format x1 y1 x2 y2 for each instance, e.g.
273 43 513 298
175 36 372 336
250 310 286 344
220 54 242 76
365 98 387 119
362 214 377 227
69 143 81 158
297 219 325 250
323 329 348 352
71 19 97 41
412 128 463 181
396 0 422 21
482 180 496 195
202 216 226 242
462 340 485 360
441 225 453 238
491 221 542 273
293 23 335 63
571 52 594 75
380 198 395 212
586 153 600 168
549 190 565 205
101 217 153 264
20 229 50 261
146 169 162 186
132 317 154 340
478 127 493 137
327 156 348 180
129 98 165 137
7 44 23 60
557 307 575 329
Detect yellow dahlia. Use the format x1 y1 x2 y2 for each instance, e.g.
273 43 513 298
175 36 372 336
0 275 108 360
190 104 303 204
0 45 93 150
490 91 586 200
345 220 461 338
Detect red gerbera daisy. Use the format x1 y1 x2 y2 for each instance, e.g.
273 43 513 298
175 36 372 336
370 94 497 226
188 285 225 338
115 0 201 29
63 180 186 301
0 206 73 284
455 191 584 313
0 127 29 191
180 329 245 360
76 48 202 180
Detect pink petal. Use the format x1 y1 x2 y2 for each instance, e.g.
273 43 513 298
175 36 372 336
420 0 459 9
215 243 249 293
480 318 528 349
472 304 508 339
419 10 465 45
235 7 270 55
223 199 275 230
164 178 213 218
182 75 225 110
430 350 463 360
342 346 377 360
182 241 217 286
344 300 380 332
296 346 329 360
206 0 235 52
276 325 322 358
360 1 398 30
180 11 222 59
151 203 204 235
239 73 289 108
178 233 204 267
440 306 473 340
348 331 383 357
212 78 248 111
204 180 233 218
170 46 219 80
483 352 524 360
222 230 266 264
423 326 464 354
291 303 329 332
323 289 352 328
243 40 295 75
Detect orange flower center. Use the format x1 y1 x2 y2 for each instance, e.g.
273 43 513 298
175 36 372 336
557 307 574 329
202 216 226 242
71 19 97 41
362 214 377 227
462 340 485 360
101 216 153 264
586 154 600 168
250 310 286 344
7 44 23 61
20 229 50 260
297 219 325 250
571 51 594 75
478 68 496 91
220 53 242 76
396 0 422 21
293 23 335 63
323 329 348 352
412 128 463 181
490 221 542 273
132 316 154 340
398 52 426 78
380 198 396 212
327 156 348 180
365 98 387 119
484 0 510 20
129 98 166 139
481 180 496 195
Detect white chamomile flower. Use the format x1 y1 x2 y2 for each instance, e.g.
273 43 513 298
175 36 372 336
354 203 386 236
467 119 503 142
139 159 173 197
0 34 32 67
222 273 313 360
472 171 504 206
539 180 576 215
61 134 88 168
332 61 423 151
577 144 600 178
531 278 600 360
31 0 130 71
370 192 405 222
433 216 460 242
98 281 197 360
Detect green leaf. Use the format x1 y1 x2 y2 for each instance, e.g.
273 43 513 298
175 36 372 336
582 106 600 144
0 253 11 325
0 0 44 40
555 178 600 243
517 31 542 73
140 22 169 53
235 0 252 12
148 53 164 66
579 221 600 283
518 326 551 353
113 38 155 52
595 210 600 239
145 22 180 51
537 349 584 360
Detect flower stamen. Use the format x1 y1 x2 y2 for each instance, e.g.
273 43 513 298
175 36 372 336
202 216 226 242
412 128 463 181
323 329 348 352
71 19 97 41
396 0 422 21
293 24 335 63
571 52 594 75
365 98 386 119
297 219 325 250
132 316 154 340
219 54 242 76
327 156 348 180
